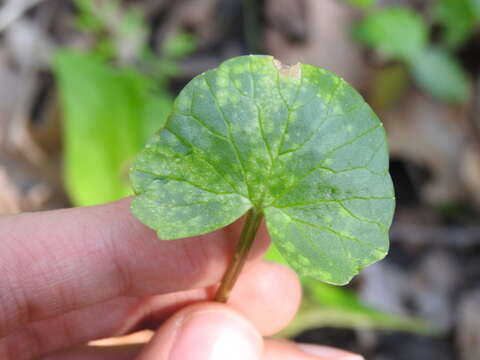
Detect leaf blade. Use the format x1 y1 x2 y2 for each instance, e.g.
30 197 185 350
354 7 428 61
410 47 470 103
54 50 171 206
131 55 395 284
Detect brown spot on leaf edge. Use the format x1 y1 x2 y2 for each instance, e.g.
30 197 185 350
273 58 301 79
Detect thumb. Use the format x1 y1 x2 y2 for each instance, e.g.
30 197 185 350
136 302 263 360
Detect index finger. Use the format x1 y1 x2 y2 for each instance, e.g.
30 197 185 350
0 198 270 336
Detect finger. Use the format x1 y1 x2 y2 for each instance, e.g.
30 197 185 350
264 339 364 360
41 341 365 360
0 297 138 360
117 261 301 337
137 302 263 360
1 262 301 360
0 198 270 335
41 344 142 360
229 262 301 335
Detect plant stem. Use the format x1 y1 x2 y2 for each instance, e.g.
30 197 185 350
214 208 264 302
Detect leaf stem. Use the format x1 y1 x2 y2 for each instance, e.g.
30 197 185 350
214 208 264 302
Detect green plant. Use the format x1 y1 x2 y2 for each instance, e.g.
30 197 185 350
130 55 395 302
55 0 195 206
431 0 480 49
73 0 148 61
354 6 470 103
54 51 169 206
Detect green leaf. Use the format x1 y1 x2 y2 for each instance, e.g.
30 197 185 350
263 242 387 313
54 50 171 206
354 7 428 61
264 243 433 335
162 32 197 59
432 0 476 49
130 55 395 285
410 47 470 103
74 0 104 33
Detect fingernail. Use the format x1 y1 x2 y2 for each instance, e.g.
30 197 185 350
169 310 262 360
298 344 365 360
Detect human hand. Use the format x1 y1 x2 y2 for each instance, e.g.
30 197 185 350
0 198 364 360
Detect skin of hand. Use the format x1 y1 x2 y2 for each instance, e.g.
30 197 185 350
0 198 364 360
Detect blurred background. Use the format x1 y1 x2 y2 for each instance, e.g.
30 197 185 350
0 0 479 359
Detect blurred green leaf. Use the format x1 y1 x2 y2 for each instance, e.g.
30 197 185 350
354 7 428 61
303 279 369 312
432 0 477 49
119 6 147 37
410 47 470 103
54 51 171 206
74 0 104 33
162 32 197 59
264 241 288 264
277 303 436 338
74 0 149 62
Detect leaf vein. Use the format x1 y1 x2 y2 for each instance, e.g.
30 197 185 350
337 201 388 230
203 74 252 199
165 127 241 194
247 60 274 164
275 68 303 158
272 124 383 204
279 80 345 155
133 168 236 196
278 209 385 251
273 196 395 208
